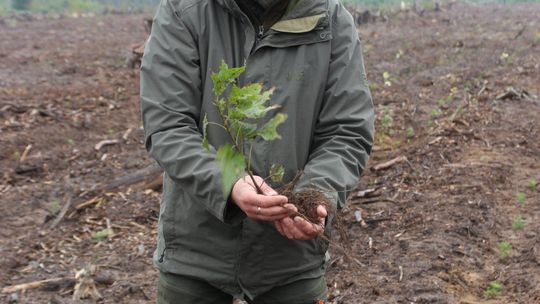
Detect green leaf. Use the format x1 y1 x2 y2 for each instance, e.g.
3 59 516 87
231 120 258 140
269 164 285 184
498 241 511 259
211 61 245 97
211 74 225 97
228 84 276 120
229 83 261 106
528 178 538 191
257 113 287 141
216 98 226 114
202 114 209 150
512 215 525 231
484 281 502 298
216 144 246 197
516 192 526 204
92 228 113 242
48 200 61 215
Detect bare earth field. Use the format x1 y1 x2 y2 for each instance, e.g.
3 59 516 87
1 4 539 304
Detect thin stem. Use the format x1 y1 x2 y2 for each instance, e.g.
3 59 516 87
216 110 237 148
261 174 276 183
247 144 253 175
247 171 264 194
235 127 242 154
206 121 228 131
216 98 263 194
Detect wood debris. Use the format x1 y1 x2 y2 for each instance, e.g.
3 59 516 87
72 266 102 301
94 139 120 151
372 156 408 171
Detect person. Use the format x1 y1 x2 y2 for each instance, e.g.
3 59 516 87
140 0 374 302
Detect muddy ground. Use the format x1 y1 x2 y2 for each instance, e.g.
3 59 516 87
1 3 539 304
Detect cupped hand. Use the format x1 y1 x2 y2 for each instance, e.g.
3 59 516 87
274 205 327 240
230 175 291 221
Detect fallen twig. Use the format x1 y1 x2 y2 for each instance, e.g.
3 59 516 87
2 278 75 293
14 164 41 175
19 144 32 162
122 128 133 140
372 156 407 171
96 164 163 192
75 196 102 211
513 24 526 40
94 139 120 151
351 197 401 205
0 268 115 297
49 195 73 229
129 221 147 230
496 87 532 101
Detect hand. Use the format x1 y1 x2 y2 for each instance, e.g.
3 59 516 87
230 175 291 221
274 205 327 240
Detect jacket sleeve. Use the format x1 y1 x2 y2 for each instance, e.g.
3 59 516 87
140 0 234 222
294 3 375 210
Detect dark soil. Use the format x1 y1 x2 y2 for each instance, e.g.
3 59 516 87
1 3 540 304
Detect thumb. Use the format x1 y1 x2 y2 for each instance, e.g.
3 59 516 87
283 203 297 213
317 205 327 218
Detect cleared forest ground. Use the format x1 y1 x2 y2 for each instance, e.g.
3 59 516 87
1 3 539 304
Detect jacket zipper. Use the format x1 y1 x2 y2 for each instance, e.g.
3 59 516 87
255 25 265 46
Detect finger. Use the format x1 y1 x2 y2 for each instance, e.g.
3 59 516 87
283 217 311 240
319 216 326 227
240 190 281 207
274 221 285 236
246 205 291 221
250 205 291 218
317 205 327 218
294 216 320 238
257 194 288 208
317 205 327 227
280 218 297 239
283 203 297 213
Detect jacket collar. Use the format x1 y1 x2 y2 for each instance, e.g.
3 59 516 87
217 0 329 34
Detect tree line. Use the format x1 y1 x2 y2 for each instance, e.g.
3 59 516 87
5 0 540 14
6 0 160 13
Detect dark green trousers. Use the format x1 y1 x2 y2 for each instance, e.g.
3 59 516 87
157 271 327 304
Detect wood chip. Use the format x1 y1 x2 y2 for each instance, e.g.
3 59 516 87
122 128 133 140
355 188 380 198
75 197 100 210
20 144 32 162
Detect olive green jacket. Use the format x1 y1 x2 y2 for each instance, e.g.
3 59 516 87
140 0 374 299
